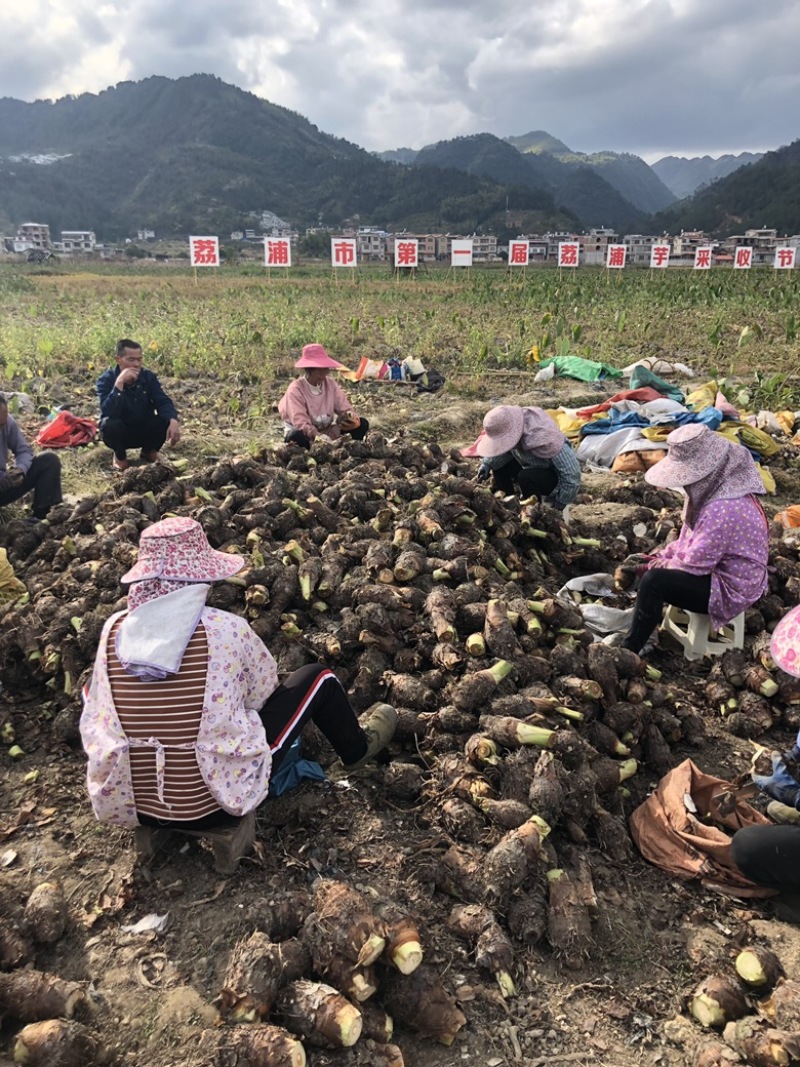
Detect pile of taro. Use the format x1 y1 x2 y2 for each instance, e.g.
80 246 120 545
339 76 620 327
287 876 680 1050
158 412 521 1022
2 431 800 1067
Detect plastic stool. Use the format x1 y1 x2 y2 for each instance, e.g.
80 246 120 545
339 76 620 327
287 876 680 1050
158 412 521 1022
134 811 256 875
561 505 572 525
660 606 745 662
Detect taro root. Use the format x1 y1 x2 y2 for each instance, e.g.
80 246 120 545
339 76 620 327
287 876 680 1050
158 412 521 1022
435 844 484 903
758 978 800 1030
482 818 546 906
24 883 67 945
482 599 520 660
0 970 85 1022
506 881 549 945
527 750 566 826
375 903 424 975
439 797 485 844
0 916 34 970
447 903 517 997
219 933 310 1021
381 964 467 1046
201 1023 306 1066
723 1015 800 1067
447 660 514 713
735 946 785 991
303 881 386 981
474 797 532 829
689 974 750 1028
694 1041 742 1067
13 1019 110 1067
276 979 363 1048
546 867 594 969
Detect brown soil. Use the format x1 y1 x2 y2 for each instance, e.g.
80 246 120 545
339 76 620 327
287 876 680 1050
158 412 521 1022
2 371 800 1067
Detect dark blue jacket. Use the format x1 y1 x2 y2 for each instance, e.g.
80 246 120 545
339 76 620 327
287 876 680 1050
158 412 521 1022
96 367 178 426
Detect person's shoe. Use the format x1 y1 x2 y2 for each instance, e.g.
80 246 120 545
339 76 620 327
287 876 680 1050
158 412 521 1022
602 632 626 647
767 800 800 825
773 892 800 924
112 455 130 472
343 703 398 771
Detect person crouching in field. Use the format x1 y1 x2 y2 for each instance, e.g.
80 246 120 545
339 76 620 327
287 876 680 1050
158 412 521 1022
463 404 581 512
0 393 62 522
620 424 768 655
79 517 397 833
96 339 181 472
278 344 368 448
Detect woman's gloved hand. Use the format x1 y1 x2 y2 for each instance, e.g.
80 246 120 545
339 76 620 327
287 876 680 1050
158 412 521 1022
752 752 800 809
476 463 492 483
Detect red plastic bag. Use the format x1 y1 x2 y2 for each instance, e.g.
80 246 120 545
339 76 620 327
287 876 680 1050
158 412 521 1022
35 410 98 448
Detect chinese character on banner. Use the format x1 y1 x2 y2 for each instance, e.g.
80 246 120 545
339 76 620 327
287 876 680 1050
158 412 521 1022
775 247 797 270
189 236 219 266
331 238 357 267
508 240 529 266
694 246 713 270
650 244 670 269
558 242 579 268
734 247 753 270
394 240 418 268
265 238 291 267
606 245 626 269
451 239 473 267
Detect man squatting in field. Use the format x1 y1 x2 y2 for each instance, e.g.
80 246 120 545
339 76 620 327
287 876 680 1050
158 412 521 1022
0 394 62 521
463 404 581 512
96 339 181 472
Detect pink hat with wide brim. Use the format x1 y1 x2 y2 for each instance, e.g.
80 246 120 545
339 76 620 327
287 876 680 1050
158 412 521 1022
771 606 800 679
471 405 524 458
644 424 730 488
121 517 244 584
294 343 344 370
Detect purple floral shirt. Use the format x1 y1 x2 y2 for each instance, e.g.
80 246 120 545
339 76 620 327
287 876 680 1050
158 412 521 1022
648 495 768 628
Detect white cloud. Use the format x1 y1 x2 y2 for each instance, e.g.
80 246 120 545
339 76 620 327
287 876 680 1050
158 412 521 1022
0 0 797 159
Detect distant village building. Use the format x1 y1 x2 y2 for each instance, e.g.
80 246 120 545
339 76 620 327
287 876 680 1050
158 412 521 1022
356 227 390 261
581 228 619 266
137 229 155 241
56 231 97 255
623 234 655 266
13 222 51 251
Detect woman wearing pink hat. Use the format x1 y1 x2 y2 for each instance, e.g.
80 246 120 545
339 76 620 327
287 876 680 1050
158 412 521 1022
79 517 396 834
278 343 368 448
619 424 768 655
731 612 800 918
462 404 581 511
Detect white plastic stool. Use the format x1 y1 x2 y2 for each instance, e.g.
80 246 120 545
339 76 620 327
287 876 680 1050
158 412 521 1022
561 505 571 525
661 606 745 662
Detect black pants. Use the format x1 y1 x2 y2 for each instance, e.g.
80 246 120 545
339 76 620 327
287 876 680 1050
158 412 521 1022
0 453 62 518
139 665 367 830
286 418 369 450
491 456 558 498
622 568 711 654
101 416 168 460
732 825 800 893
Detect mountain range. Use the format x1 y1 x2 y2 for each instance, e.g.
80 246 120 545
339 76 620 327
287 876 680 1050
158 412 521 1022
0 74 794 240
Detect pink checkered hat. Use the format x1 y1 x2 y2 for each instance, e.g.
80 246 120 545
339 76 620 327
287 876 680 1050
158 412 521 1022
644 424 730 488
771 606 800 679
121 517 244 584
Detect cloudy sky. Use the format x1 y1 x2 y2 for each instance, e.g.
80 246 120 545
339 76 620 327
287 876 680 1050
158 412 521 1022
1 0 797 161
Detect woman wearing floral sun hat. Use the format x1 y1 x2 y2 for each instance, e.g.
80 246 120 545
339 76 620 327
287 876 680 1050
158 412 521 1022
79 517 396 833
278 343 368 448
619 423 769 655
731 609 800 919
462 404 581 511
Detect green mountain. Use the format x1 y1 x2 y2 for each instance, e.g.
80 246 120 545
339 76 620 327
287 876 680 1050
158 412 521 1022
0 75 560 239
651 140 800 236
651 152 764 199
414 133 647 232
506 130 573 156
505 131 676 214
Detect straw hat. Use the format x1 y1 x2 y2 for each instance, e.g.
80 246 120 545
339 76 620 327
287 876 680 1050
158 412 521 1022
294 343 344 370
644 425 730 488
121 517 244 584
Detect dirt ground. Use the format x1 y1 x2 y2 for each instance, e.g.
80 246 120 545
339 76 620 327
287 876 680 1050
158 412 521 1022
3 369 800 1067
